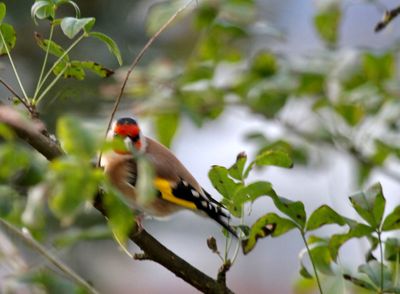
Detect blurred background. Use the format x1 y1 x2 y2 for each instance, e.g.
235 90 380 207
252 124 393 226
2 0 400 293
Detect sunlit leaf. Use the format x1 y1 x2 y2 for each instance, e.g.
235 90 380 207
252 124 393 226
0 23 16 55
306 205 347 231
334 103 365 126
61 17 95 39
89 31 122 65
363 52 394 84
242 212 296 254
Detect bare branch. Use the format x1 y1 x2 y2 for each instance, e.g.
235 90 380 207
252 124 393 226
375 6 400 32
97 0 196 167
0 105 234 294
0 78 37 117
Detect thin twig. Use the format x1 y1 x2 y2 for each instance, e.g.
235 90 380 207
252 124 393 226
97 0 195 167
375 6 400 32
0 78 31 111
0 219 99 294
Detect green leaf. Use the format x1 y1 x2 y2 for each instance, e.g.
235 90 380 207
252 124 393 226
306 205 347 231
31 1 55 23
250 51 277 78
79 61 113 78
359 260 392 290
0 23 16 55
297 72 325 95
0 185 23 223
154 113 180 148
267 192 306 228
89 31 122 65
0 123 15 140
0 2 5 24
343 274 377 291
363 52 394 84
299 263 313 279
329 222 374 261
49 159 102 220
385 238 400 262
0 144 30 181
57 116 96 158
307 236 334 275
335 103 365 126
53 60 86 80
242 212 297 254
349 182 386 229
103 185 135 244
228 152 247 181
61 17 95 39
254 149 293 168
314 4 341 46
208 165 241 199
382 205 400 231
34 32 69 61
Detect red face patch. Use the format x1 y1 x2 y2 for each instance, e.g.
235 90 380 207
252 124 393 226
114 123 140 137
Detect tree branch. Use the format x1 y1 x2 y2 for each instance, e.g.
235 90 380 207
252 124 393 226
375 6 400 32
0 105 234 294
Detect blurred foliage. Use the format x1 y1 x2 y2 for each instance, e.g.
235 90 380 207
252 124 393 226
2 0 400 293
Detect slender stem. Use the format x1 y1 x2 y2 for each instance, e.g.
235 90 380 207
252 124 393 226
0 78 31 110
97 0 196 167
0 219 99 294
34 24 55 100
34 65 68 104
395 251 399 288
0 30 28 100
33 33 86 103
377 231 384 292
300 232 324 294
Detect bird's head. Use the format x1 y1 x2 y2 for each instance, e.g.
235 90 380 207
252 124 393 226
112 117 145 154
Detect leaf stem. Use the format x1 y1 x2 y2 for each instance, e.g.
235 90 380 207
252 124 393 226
0 218 99 294
300 232 324 294
33 33 86 103
34 65 68 104
33 24 55 100
0 29 28 100
377 231 384 292
395 251 399 288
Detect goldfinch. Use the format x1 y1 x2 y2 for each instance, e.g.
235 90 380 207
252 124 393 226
101 117 237 237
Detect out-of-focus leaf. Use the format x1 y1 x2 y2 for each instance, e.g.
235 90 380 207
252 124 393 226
53 225 111 248
48 159 102 220
242 212 296 254
314 3 341 46
0 123 14 140
384 238 400 262
154 113 180 148
146 0 187 35
363 52 394 85
0 185 23 224
103 185 135 244
297 72 325 95
248 90 287 119
299 263 313 279
359 260 392 290
382 205 400 231
0 23 16 55
56 116 96 158
0 2 5 24
89 31 122 65
349 182 385 229
61 17 95 39
334 103 365 126
34 32 69 60
306 205 347 231
19 270 86 294
343 274 377 291
254 149 293 168
195 1 218 28
22 185 46 229
307 236 334 275
0 144 30 182
250 51 277 78
258 140 308 165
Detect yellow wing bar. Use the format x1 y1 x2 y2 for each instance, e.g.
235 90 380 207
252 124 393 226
153 178 197 210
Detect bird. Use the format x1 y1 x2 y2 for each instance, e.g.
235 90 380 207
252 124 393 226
101 117 237 237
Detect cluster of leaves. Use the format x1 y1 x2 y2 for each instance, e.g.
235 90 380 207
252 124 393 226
1 0 121 113
213 149 400 293
0 117 137 292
